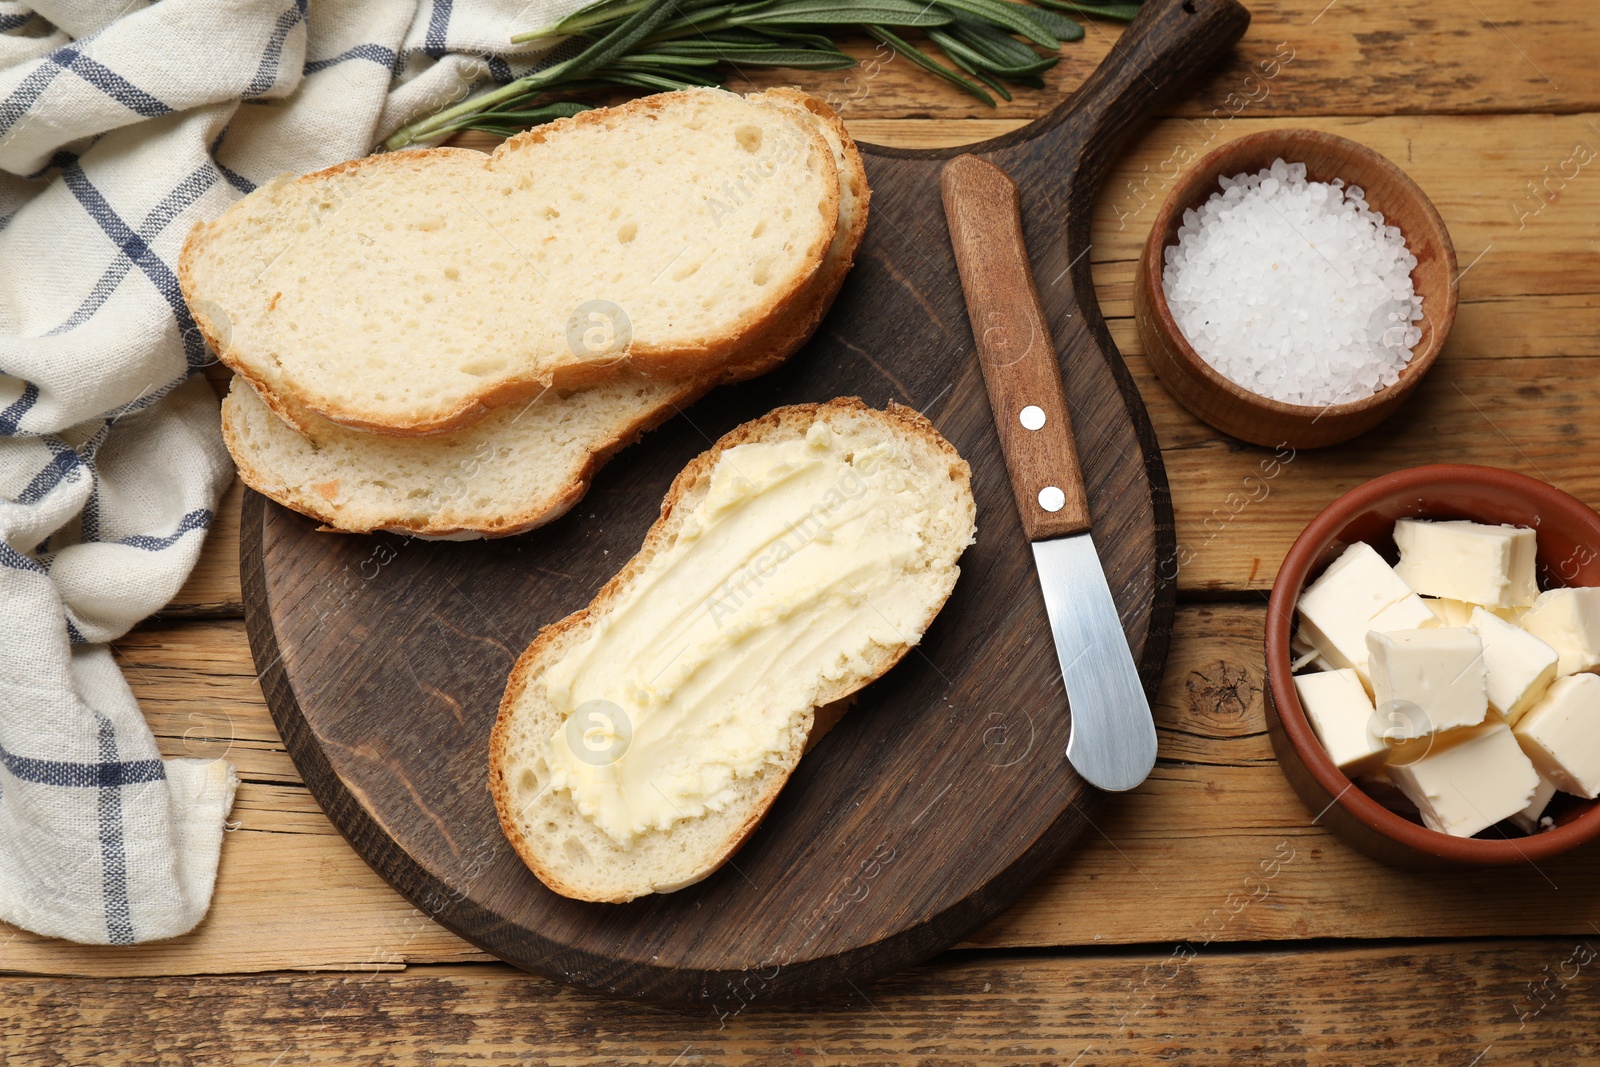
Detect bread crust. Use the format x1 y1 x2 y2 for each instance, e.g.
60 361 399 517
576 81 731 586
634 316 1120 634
220 94 870 539
488 398 975 902
221 376 709 539
179 90 842 438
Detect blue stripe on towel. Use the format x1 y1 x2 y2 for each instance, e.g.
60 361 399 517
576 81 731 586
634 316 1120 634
0 64 62 137
95 716 138 944
112 508 212 551
0 381 39 435
242 0 310 98
49 48 171 118
305 43 400 76
424 0 453 57
50 166 217 335
0 738 166 789
0 541 45 573
14 440 83 505
61 167 208 367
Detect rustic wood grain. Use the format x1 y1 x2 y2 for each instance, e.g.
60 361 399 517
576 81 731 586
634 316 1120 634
11 604 1600 977
9 942 1600 1064
713 0 1600 122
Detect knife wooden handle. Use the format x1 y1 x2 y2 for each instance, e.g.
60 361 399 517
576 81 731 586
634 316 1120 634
941 155 1091 542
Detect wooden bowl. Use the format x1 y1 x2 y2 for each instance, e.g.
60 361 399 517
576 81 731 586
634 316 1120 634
1135 129 1458 449
1265 465 1600 869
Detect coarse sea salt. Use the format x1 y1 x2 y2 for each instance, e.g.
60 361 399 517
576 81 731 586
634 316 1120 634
1162 158 1423 408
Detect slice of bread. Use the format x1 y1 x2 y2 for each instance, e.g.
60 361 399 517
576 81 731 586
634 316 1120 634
222 374 701 538
181 88 842 437
489 399 977 902
220 98 870 538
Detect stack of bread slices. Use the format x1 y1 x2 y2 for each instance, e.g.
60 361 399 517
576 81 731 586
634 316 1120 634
180 88 869 538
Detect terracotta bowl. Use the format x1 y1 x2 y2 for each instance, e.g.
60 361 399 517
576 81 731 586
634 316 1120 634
1265 464 1600 869
1135 128 1458 450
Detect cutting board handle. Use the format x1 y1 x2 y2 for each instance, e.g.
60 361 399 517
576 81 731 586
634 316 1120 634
1049 0 1253 192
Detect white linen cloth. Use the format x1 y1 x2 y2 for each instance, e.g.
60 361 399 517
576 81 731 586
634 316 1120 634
0 0 577 944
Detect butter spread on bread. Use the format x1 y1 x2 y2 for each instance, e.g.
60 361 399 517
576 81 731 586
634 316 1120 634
490 399 975 902
544 420 924 844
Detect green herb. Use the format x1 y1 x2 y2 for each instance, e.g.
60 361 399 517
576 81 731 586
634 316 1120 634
384 0 1141 149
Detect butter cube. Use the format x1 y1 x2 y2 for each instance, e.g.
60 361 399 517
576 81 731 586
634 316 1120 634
1510 775 1559 834
1386 721 1540 837
1521 588 1600 676
1366 627 1488 736
1298 543 1437 684
1293 668 1387 776
1495 604 1531 627
1513 673 1600 798
1393 518 1538 608
1469 607 1559 724
1425 598 1476 627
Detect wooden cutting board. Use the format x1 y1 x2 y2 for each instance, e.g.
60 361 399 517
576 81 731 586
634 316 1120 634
241 0 1248 1007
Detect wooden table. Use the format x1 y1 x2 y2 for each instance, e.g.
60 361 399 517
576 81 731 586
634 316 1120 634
8 1 1600 1061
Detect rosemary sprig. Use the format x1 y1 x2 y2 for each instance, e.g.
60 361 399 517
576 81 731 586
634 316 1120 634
385 0 1142 149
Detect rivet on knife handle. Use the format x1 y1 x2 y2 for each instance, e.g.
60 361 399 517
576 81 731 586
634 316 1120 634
939 155 1091 544
940 153 1158 793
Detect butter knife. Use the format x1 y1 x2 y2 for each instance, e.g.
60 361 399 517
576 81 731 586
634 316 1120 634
941 154 1158 792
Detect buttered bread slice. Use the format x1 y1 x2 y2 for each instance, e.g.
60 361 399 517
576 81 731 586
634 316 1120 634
489 399 976 902
181 88 841 436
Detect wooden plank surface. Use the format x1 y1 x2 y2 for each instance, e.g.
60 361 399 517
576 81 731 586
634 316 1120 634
8 943 1600 1064
721 1 1600 120
12 604 1600 977
170 112 1600 616
21 0 1600 1055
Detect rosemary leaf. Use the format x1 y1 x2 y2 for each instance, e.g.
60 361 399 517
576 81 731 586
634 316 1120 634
605 52 724 68
389 0 1115 147
647 42 856 67
947 15 1055 64
748 28 839 48
546 0 684 82
597 68 723 90
932 25 1057 76
932 0 1058 48
731 0 955 28
1020 0 1090 37
1033 0 1141 19
970 66 1014 101
638 4 745 44
866 24 995 106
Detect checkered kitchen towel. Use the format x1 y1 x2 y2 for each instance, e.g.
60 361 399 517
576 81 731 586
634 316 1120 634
0 0 580 945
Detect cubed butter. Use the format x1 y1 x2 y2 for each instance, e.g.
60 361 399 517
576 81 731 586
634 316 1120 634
1513 673 1600 799
1521 588 1600 676
1292 668 1387 776
1393 518 1538 609
1469 606 1559 724
1298 543 1437 685
1425 598 1476 627
1509 775 1559 834
1386 720 1540 838
1366 627 1488 737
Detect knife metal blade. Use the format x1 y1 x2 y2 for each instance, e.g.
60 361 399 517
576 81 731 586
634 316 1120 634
1032 536 1157 791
